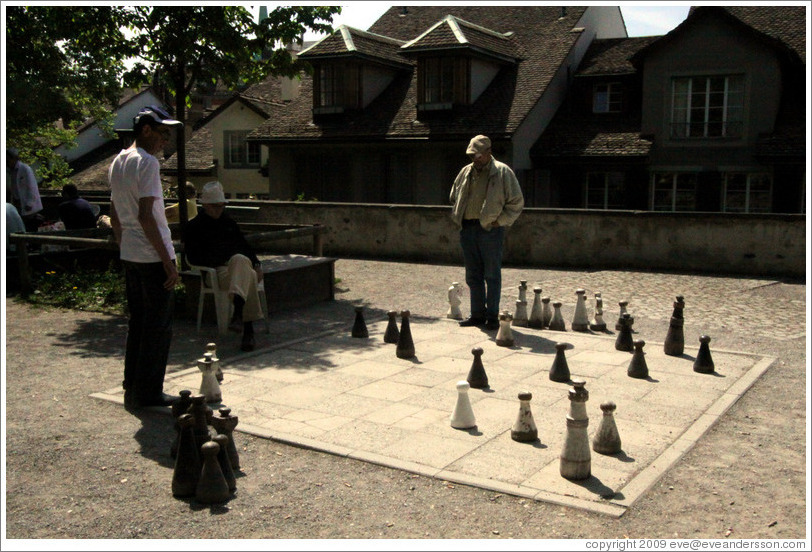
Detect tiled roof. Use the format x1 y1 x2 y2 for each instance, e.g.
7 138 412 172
162 126 216 173
532 114 651 158
249 6 589 142
299 26 410 68
400 15 523 62
70 152 118 191
577 36 659 76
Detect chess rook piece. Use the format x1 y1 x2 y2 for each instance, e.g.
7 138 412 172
693 335 715 374
188 394 213 447
211 407 240 470
549 342 571 383
616 301 634 331
528 286 543 329
195 441 231 505
560 379 591 480
466 347 489 389
205 342 223 382
541 296 553 329
663 297 686 356
351 306 369 338
495 311 515 347
396 310 415 359
548 301 566 331
170 389 193 459
589 292 606 331
513 299 529 327
571 289 590 331
447 282 463 320
511 391 538 442
592 401 622 455
615 313 634 352
198 352 222 404
212 434 237 493
172 413 201 497
450 381 477 429
384 310 400 344
627 339 649 379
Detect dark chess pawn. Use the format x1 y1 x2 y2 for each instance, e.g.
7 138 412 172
549 342 571 383
627 340 649 379
466 347 489 389
396 310 415 359
172 414 201 498
352 306 369 338
384 310 400 344
195 441 231 505
693 335 715 374
212 434 237 494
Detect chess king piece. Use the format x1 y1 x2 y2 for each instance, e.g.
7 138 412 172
592 401 622 455
615 313 634 352
351 306 369 338
450 381 477 429
627 339 649 379
447 282 463 320
172 413 201 498
571 289 590 331
616 301 634 331
384 310 400 344
466 347 489 389
205 342 222 382
495 311 515 347
170 389 194 459
212 434 237 493
195 440 231 505
589 292 606 331
528 286 543 329
211 407 240 470
513 299 529 327
511 391 538 442
549 342 571 382
396 310 415 359
198 352 222 404
663 296 686 356
693 335 715 374
560 379 591 480
548 301 566 331
541 296 553 329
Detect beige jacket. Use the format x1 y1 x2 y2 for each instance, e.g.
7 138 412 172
449 158 524 229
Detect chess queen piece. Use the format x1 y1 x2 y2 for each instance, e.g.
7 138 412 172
548 301 566 331
195 440 231 505
616 301 633 331
396 310 415 359
615 313 634 352
663 296 686 356
384 310 400 344
212 434 237 494
589 292 606 331
549 342 571 383
466 347 489 389
352 306 369 338
627 339 649 379
571 289 590 331
528 286 544 329
495 311 515 347
205 342 223 382
198 352 222 404
511 391 538 442
513 298 529 327
172 413 201 498
449 381 477 429
592 401 622 455
211 407 240 470
447 282 463 320
170 389 194 459
541 296 553 329
560 379 591 480
693 335 715 374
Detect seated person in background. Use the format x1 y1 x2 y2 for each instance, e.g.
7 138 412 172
6 202 26 253
58 183 98 230
164 182 198 223
183 181 263 352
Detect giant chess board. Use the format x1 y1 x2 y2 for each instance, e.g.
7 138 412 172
96 316 774 516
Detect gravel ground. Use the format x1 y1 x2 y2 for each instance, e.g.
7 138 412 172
3 258 808 546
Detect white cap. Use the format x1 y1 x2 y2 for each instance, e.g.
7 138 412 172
133 105 183 127
200 181 228 204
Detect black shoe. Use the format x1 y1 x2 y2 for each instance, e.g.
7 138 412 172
133 393 179 408
240 333 255 352
459 317 486 327
484 318 499 330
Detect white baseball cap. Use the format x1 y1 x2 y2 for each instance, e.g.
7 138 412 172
133 105 183 127
200 181 228 204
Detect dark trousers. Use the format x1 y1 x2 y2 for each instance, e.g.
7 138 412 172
122 260 173 401
460 221 505 321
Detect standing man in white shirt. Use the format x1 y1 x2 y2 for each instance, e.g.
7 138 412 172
6 148 44 231
109 105 182 409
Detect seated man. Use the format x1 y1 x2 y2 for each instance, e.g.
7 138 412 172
165 182 198 223
58 183 98 230
183 181 264 351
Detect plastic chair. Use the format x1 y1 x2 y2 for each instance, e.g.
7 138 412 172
189 262 268 335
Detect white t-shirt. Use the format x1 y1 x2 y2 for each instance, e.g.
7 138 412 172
108 146 175 263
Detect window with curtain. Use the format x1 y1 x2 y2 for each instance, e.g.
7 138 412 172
223 130 260 168
651 172 698 211
671 75 744 139
723 173 772 213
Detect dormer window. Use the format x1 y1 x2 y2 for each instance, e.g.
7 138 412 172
313 62 361 114
417 56 470 111
593 82 622 113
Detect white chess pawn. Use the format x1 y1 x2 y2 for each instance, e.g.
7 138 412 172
446 282 463 320
548 301 566 331
495 311 515 347
592 401 622 455
450 381 477 429
528 286 543 329
511 391 538 442
198 352 222 404
571 288 589 331
513 299 529 327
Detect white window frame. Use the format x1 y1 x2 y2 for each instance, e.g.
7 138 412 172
585 172 624 209
650 172 698 211
671 75 744 139
224 130 261 169
722 172 772 213
592 82 622 113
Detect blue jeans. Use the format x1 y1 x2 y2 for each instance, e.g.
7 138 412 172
122 261 174 401
460 221 504 321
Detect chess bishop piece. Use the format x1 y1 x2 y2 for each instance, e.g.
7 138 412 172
495 311 515 347
693 335 715 374
172 413 201 498
447 282 463 320
384 310 400 344
396 310 415 359
511 391 538 442
560 380 591 480
571 289 590 331
198 352 222 404
352 306 369 338
549 342 571 383
592 401 622 455
627 340 649 379
615 313 634 352
589 292 606 331
466 347 489 389
663 296 686 356
548 301 566 331
205 342 222 382
450 381 477 429
195 441 231 504
528 286 543 329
